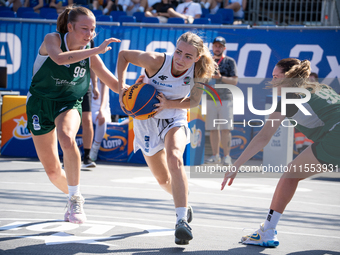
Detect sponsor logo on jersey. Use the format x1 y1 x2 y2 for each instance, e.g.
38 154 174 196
144 136 150 153
64 64 70 68
158 75 168 81
32 115 41 131
151 79 172 88
51 76 77 86
183 76 191 85
80 59 86 67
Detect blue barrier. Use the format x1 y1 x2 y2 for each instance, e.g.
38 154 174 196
1 19 339 121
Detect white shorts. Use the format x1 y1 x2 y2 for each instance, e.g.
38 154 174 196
205 99 234 130
133 116 190 156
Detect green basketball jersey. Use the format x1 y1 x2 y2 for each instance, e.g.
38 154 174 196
29 32 90 101
290 86 340 142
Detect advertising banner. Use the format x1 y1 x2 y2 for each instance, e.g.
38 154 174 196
1 95 37 157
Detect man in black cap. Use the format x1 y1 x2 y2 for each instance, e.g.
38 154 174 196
205 36 238 165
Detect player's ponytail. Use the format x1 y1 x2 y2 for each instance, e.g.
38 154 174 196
271 58 328 93
57 6 73 34
57 6 95 34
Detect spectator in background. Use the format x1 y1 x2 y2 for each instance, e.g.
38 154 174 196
205 36 238 165
93 0 129 15
0 0 22 12
144 0 177 23
200 0 222 14
24 0 44 13
89 79 111 162
224 0 246 19
50 0 73 13
147 0 159 9
309 72 318 82
126 0 147 16
171 0 202 23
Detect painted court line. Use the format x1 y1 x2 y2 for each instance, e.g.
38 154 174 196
1 211 339 240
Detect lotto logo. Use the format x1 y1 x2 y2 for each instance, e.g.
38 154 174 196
0 33 21 74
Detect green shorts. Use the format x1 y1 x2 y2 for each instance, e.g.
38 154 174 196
312 121 340 168
26 92 82 136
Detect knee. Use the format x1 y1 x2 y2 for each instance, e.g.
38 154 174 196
58 133 76 151
167 150 184 172
221 129 230 136
156 175 171 186
167 8 175 15
46 167 62 182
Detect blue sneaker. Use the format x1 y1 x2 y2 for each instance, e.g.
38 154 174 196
241 224 279 247
175 219 193 245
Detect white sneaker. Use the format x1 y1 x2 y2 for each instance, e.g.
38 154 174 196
205 155 221 164
241 223 279 247
67 195 87 224
89 143 100 161
223 155 232 165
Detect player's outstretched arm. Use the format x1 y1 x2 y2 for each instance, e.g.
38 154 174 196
221 112 285 190
91 55 119 93
43 34 120 65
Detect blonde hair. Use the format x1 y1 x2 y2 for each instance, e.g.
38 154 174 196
271 58 329 93
57 6 95 34
177 32 215 80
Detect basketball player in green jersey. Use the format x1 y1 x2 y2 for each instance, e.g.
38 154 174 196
221 58 340 247
26 6 122 224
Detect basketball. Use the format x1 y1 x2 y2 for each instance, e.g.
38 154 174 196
122 83 159 120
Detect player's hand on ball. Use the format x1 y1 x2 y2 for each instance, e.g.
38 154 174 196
135 75 145 84
119 86 129 115
153 92 167 115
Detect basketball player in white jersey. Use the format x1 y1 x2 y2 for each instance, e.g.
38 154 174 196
117 32 215 245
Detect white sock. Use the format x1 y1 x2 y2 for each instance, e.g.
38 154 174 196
103 8 109 14
175 207 187 223
68 185 80 197
263 209 281 230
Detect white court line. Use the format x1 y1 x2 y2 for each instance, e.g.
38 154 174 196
1 181 339 208
8 161 152 172
7 161 340 185
1 212 340 240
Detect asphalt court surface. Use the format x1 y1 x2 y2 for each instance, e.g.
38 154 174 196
0 157 340 255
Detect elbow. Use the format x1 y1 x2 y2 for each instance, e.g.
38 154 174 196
118 50 128 62
190 99 200 108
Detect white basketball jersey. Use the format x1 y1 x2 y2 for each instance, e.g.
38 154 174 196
142 53 195 119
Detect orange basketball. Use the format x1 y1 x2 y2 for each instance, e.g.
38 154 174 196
122 83 159 120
